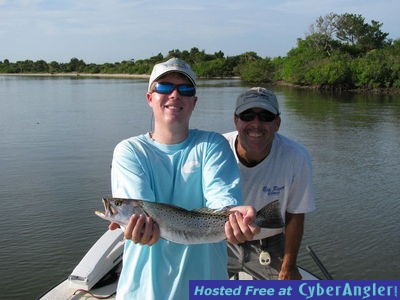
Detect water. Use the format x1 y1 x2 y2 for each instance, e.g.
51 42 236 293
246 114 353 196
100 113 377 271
0 76 399 299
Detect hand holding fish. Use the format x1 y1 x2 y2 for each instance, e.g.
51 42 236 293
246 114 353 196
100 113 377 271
125 214 161 246
225 206 260 244
108 215 160 246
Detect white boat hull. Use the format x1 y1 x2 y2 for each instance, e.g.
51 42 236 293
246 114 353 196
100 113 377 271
38 230 319 299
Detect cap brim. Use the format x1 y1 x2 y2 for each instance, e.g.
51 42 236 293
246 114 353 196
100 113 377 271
235 102 278 115
154 70 196 87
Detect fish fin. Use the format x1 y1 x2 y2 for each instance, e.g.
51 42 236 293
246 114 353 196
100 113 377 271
255 200 285 228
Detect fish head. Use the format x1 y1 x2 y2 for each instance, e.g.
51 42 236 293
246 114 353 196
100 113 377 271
95 198 144 227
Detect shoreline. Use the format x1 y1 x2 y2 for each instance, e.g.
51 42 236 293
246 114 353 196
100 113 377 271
0 72 150 79
2 73 399 94
272 81 400 95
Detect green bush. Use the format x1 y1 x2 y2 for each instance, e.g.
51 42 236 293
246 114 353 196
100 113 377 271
237 58 275 83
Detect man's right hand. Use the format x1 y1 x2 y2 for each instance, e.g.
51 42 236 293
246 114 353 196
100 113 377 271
109 215 160 246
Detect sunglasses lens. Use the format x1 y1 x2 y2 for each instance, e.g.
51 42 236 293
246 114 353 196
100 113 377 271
177 85 196 96
154 83 195 96
258 112 276 122
239 112 256 122
154 82 174 94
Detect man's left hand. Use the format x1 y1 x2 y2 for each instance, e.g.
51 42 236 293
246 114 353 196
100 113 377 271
225 206 260 244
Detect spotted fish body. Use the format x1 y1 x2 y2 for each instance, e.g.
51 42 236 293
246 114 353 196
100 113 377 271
95 198 284 245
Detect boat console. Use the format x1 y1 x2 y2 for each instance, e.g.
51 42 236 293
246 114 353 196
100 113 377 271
68 229 124 290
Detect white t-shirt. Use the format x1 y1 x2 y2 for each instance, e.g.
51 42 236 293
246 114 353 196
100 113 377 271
224 131 316 239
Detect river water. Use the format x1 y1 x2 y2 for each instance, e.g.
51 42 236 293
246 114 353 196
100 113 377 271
0 76 399 299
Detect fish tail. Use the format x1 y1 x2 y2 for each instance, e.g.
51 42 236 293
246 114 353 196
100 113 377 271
255 200 284 228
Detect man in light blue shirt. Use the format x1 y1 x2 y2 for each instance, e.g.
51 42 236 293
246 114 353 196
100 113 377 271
109 58 259 299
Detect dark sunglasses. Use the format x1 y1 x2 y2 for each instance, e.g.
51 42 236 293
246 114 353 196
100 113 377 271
154 82 196 97
237 110 278 122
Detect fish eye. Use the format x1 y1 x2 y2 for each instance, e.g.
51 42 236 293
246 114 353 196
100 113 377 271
115 200 122 206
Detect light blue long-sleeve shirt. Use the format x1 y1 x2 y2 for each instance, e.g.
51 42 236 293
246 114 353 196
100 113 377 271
111 129 242 300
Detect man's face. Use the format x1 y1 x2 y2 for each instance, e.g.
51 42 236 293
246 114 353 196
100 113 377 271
146 73 197 127
235 108 280 161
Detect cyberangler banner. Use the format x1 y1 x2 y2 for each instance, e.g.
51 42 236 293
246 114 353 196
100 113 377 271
190 280 399 300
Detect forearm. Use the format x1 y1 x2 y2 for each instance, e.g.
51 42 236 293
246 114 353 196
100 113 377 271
280 213 304 279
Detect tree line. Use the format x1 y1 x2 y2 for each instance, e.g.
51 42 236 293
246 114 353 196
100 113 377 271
1 13 399 90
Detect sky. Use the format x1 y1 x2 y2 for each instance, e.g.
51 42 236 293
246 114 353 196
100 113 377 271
1 0 399 64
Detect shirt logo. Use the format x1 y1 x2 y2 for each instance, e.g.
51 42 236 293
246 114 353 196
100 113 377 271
182 160 200 174
262 185 285 196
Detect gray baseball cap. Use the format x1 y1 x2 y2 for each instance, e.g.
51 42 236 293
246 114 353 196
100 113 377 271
235 87 280 115
148 58 196 92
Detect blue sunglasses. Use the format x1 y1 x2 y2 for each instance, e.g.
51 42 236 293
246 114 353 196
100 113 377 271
154 82 196 97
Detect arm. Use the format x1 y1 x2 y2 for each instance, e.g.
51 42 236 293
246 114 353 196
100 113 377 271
202 134 260 242
279 212 304 280
279 145 315 279
109 140 160 245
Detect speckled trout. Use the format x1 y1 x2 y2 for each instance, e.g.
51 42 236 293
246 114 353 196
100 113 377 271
95 198 284 245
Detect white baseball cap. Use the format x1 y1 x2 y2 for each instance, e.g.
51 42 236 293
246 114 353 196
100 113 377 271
148 58 196 92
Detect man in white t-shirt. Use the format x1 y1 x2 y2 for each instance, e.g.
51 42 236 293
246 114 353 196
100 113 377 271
224 87 316 280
